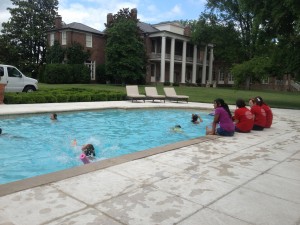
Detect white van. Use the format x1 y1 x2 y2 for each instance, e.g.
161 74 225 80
0 64 38 92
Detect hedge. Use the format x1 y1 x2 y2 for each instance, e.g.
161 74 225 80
42 64 90 84
3 88 126 104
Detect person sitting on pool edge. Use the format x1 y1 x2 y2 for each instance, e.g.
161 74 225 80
81 144 96 159
191 114 203 124
233 98 253 133
206 98 235 136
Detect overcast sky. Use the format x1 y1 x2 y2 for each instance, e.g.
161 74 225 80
0 0 206 31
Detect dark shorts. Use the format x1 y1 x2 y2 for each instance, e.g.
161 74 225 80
235 127 251 133
252 124 264 131
217 127 234 136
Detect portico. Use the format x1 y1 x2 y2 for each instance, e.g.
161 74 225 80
145 25 214 85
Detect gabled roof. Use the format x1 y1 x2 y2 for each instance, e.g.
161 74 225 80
51 22 103 35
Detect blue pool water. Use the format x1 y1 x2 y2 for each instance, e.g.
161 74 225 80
0 109 212 184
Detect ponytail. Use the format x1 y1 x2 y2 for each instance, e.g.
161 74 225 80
215 98 232 118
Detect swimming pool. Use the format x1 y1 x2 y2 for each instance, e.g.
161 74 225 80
0 109 212 184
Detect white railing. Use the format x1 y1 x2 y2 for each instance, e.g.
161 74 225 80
291 80 300 91
149 53 200 63
85 61 96 81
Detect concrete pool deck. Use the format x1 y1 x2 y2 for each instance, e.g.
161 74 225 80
0 101 299 225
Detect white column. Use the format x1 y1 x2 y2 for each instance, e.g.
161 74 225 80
181 41 187 83
192 45 197 84
160 36 166 82
169 38 175 83
201 45 207 85
208 46 214 84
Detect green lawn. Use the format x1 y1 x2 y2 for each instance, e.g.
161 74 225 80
38 83 300 109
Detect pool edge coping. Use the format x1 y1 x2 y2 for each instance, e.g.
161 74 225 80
0 102 216 196
0 135 219 197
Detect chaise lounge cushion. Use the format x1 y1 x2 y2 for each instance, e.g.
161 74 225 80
126 85 146 102
145 87 165 102
163 87 189 103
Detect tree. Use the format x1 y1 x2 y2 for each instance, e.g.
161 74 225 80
203 0 300 85
192 13 244 65
249 0 300 80
0 34 21 65
231 56 272 89
1 0 58 71
46 41 65 64
105 8 147 84
65 42 90 64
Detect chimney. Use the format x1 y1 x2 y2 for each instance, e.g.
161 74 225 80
131 8 137 20
184 26 191 37
107 13 113 26
54 15 62 29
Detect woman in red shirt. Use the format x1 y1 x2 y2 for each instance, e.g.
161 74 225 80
249 97 266 131
256 96 273 128
233 99 253 133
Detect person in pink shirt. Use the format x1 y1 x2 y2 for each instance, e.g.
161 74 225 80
206 98 235 136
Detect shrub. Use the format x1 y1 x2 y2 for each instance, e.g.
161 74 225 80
71 64 90 84
44 95 57 103
44 64 69 84
3 88 125 104
91 93 107 101
56 94 69 102
96 64 107 84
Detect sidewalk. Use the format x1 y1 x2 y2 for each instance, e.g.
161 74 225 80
0 101 299 225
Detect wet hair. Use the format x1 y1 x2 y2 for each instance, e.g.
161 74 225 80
0 128 2 135
175 125 181 128
214 98 232 118
51 113 57 120
192 114 198 122
236 99 246 108
83 144 95 157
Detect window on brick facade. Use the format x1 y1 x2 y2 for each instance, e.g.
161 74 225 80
86 34 92 47
228 73 234 82
61 31 66 45
219 71 224 81
262 77 269 84
50 33 54 46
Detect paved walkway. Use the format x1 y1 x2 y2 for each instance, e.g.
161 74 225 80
0 101 300 225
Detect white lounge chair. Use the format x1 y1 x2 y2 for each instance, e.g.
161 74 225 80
126 85 146 102
145 87 165 103
163 87 189 103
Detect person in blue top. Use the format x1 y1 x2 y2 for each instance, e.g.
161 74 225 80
206 98 235 136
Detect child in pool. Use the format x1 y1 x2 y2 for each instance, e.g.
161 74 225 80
191 114 203 124
81 144 96 159
171 125 183 133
